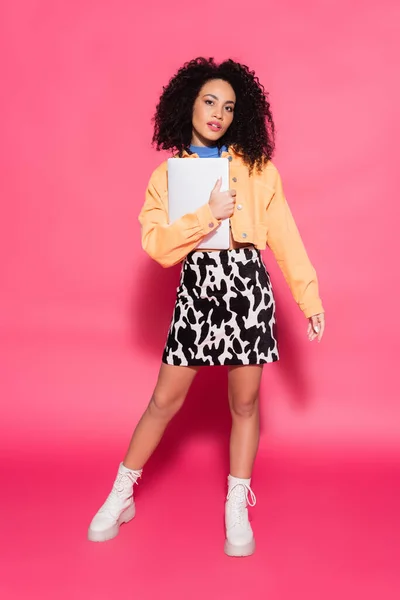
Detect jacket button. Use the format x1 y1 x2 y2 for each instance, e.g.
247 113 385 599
208 222 214 228
242 232 247 238
237 204 243 210
232 177 237 182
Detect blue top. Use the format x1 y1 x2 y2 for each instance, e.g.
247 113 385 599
189 144 228 158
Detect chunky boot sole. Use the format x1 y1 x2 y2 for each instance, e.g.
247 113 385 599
88 504 135 542
224 538 256 557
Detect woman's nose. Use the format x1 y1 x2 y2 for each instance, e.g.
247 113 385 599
213 106 222 119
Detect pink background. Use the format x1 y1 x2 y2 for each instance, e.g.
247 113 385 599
1 1 399 598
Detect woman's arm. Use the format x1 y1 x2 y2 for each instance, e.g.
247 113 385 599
266 169 324 318
139 171 220 268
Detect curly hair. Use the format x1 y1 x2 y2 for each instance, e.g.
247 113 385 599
152 57 275 171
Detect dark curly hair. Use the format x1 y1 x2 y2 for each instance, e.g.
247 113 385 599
152 57 275 171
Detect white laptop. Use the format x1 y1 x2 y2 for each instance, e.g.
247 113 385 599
167 157 230 250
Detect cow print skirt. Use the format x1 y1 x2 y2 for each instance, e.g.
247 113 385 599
162 247 279 367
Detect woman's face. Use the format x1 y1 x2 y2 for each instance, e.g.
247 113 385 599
191 79 236 147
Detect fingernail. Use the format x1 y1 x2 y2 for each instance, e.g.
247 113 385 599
314 326 319 333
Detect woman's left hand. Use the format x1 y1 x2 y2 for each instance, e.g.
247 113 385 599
307 313 325 343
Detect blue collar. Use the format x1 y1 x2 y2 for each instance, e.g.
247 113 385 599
189 144 228 158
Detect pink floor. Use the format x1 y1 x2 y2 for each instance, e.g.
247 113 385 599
1 339 399 598
2 447 399 599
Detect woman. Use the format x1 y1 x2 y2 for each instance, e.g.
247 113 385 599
88 57 325 557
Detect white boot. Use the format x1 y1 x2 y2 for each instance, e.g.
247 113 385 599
88 463 142 542
224 475 256 557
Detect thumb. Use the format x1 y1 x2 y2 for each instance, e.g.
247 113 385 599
311 315 319 333
212 177 222 192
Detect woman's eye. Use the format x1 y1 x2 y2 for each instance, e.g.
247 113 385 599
226 106 234 113
205 100 213 105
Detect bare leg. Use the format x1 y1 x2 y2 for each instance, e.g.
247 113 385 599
123 363 199 470
228 365 263 479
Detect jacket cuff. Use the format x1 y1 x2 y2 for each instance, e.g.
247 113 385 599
195 203 220 234
303 301 324 319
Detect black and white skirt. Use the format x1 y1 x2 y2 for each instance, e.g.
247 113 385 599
162 247 279 367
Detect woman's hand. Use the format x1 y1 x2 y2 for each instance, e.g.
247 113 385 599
308 313 325 342
209 178 236 220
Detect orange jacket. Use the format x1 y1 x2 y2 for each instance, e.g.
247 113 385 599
139 147 323 318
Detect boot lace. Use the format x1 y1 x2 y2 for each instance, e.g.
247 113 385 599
227 483 256 527
113 469 142 495
100 469 142 518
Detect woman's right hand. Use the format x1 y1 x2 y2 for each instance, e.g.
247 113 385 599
208 178 236 220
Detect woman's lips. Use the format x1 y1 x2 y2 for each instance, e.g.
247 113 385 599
207 122 222 132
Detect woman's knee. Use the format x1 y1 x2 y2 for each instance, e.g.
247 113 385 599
229 392 259 418
149 390 185 418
